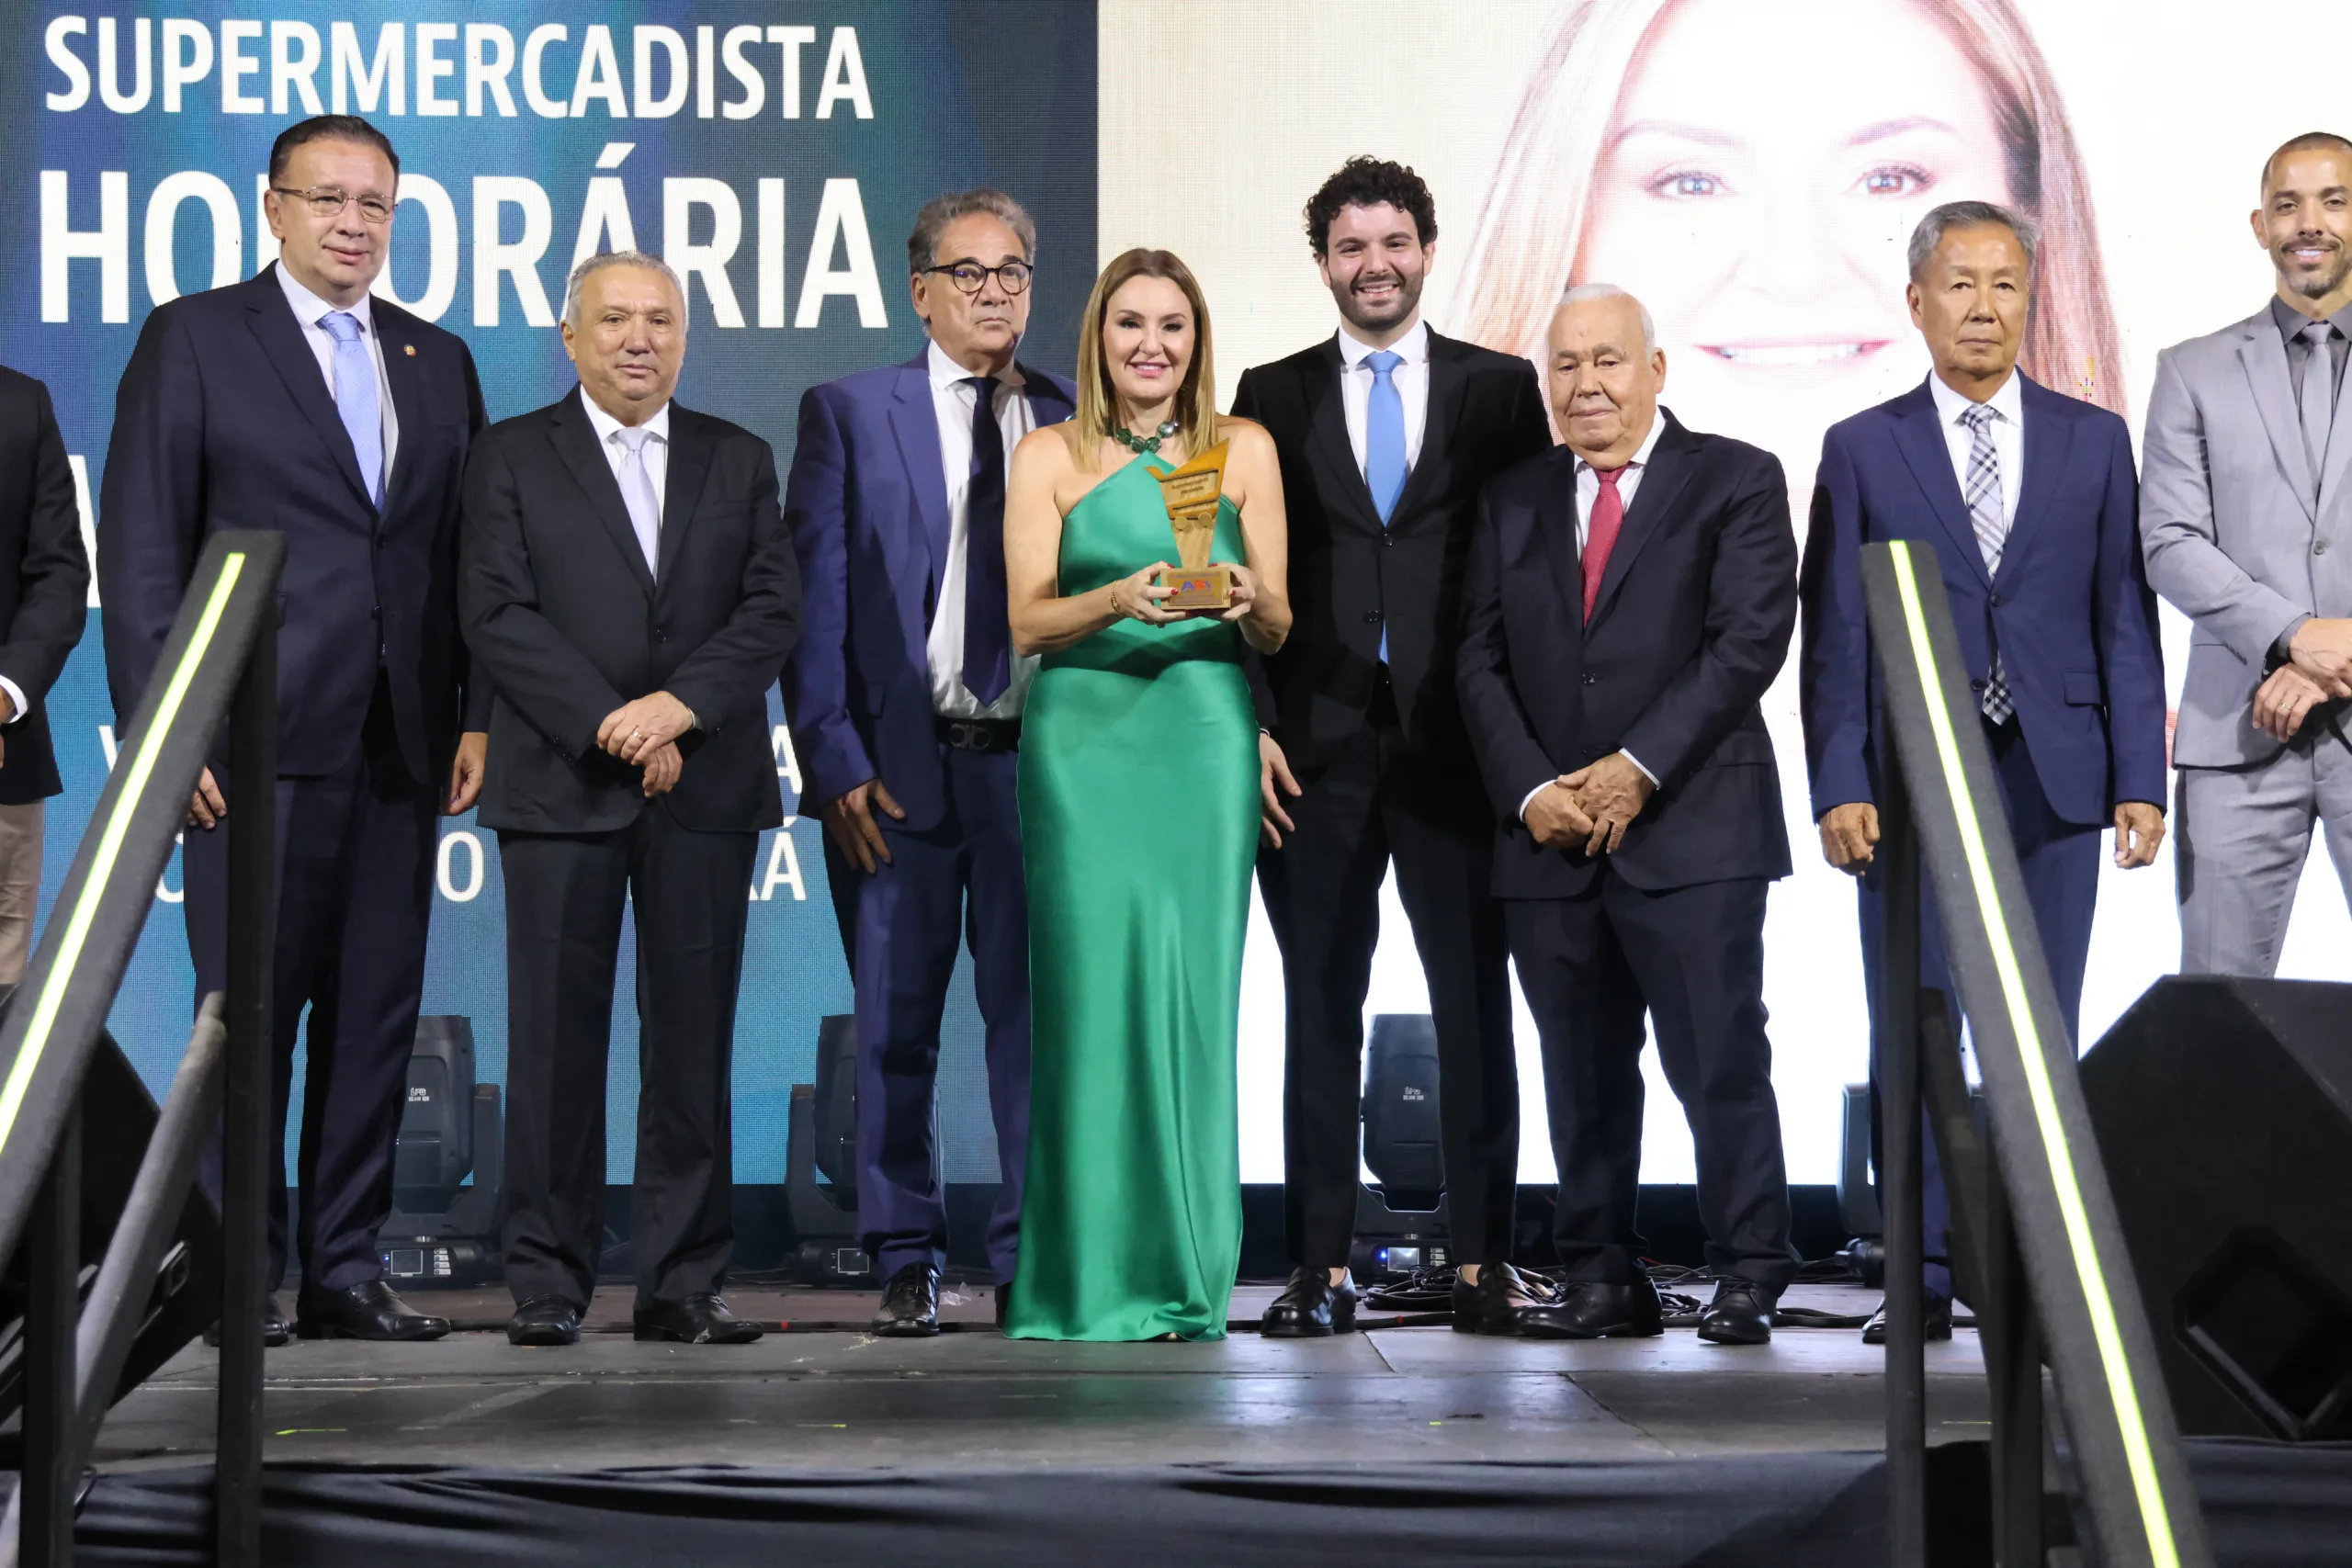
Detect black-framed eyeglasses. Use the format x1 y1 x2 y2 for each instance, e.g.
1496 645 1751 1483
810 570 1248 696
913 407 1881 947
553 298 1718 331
271 185 398 225
922 260 1034 295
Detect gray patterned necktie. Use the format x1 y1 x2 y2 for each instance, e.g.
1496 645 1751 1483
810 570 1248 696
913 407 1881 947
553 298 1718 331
1960 402 2012 724
2302 321 2338 503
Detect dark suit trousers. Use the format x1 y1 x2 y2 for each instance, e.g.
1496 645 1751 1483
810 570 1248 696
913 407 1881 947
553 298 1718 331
498 811 756 1309
187 673 435 1293
1257 678 1519 1267
822 745 1030 1283
1508 872 1795 1287
1859 716 2098 1301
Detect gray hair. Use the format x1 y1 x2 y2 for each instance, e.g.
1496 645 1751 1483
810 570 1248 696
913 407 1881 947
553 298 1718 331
1906 201 2039 282
1556 282 1657 353
564 250 685 327
906 188 1036 274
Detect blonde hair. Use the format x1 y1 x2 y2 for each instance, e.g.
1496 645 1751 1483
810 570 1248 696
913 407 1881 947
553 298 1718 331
1068 248 1221 471
1453 0 2127 414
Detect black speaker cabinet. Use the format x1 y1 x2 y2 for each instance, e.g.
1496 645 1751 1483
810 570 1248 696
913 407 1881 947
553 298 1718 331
2080 976 2352 1440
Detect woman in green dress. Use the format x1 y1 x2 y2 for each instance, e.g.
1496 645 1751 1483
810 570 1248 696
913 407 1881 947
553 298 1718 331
999 249 1290 1340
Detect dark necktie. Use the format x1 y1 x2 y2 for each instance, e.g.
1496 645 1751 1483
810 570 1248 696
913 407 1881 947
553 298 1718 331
961 376 1011 706
2302 321 2337 503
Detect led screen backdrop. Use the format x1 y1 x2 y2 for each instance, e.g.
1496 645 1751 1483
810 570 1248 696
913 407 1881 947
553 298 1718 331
9 0 2347 1193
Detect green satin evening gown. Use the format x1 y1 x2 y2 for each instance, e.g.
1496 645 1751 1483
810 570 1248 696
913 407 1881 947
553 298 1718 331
1005 449 1258 1341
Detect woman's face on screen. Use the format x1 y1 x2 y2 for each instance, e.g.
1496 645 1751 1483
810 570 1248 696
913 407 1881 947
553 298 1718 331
1575 0 2017 479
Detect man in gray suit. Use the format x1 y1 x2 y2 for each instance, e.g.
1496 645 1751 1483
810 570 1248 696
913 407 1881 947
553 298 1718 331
2143 130 2352 975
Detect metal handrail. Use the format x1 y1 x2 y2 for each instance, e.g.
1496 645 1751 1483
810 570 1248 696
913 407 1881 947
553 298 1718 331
0 533 283 1566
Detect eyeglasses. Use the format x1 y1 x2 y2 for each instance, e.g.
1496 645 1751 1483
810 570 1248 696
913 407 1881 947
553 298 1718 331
271 186 398 225
922 260 1034 296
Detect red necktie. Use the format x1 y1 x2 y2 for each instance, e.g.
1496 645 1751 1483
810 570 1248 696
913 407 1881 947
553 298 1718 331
1581 465 1627 622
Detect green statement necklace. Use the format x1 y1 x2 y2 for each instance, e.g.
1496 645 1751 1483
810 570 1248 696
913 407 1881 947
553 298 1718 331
1113 420 1181 457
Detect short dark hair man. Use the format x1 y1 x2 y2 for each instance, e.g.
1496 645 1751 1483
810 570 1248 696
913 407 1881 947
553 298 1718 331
1233 157 1554 1337
100 114 490 1344
1802 200 2167 1343
2142 132 2352 976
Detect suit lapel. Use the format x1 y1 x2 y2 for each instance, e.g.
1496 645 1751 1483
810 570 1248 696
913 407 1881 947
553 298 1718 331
2237 320 2318 525
1891 383 1992 588
1388 333 1466 525
656 404 715 588
888 353 952 586
1587 413 1698 631
376 301 426 524
1999 377 2070 580
243 265 374 513
546 390 655 596
1532 448 1585 624
1304 340 1384 534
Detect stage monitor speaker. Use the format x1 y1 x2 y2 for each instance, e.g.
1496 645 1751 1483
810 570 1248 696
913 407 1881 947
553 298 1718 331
2080 976 2352 1440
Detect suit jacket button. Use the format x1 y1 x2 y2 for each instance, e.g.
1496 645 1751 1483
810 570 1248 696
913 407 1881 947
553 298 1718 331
1581 672 1596 686
1970 679 1985 692
1363 611 1382 624
1989 593 2004 608
2317 541 2330 556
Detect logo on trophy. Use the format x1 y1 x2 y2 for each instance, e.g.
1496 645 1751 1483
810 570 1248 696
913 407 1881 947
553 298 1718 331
1148 441 1233 611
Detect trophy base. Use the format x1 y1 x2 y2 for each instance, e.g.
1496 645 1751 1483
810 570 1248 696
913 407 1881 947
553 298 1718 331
1158 565 1233 612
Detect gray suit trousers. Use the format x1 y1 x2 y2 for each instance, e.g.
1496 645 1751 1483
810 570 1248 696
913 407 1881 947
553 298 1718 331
2175 726 2352 975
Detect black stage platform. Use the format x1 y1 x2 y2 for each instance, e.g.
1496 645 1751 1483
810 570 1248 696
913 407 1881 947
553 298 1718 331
35 1282 2352 1565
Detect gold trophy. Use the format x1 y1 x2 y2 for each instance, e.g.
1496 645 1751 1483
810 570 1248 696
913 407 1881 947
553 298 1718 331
1148 441 1234 611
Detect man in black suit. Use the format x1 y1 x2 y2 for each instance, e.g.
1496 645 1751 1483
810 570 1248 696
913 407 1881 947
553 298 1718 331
100 116 486 1344
1458 285 1800 1345
0 367 89 981
1232 158 1553 1337
461 250 800 1348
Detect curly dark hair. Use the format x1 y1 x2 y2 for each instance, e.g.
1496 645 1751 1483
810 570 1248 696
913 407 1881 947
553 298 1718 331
1304 157 1436 257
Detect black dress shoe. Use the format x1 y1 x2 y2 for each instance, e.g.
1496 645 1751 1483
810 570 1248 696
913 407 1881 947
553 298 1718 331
508 1294 582 1347
1696 1280 1777 1346
636 1292 763 1345
872 1262 941 1337
1862 1292 1954 1346
1261 1267 1358 1337
204 1294 290 1348
1452 1263 1562 1336
1521 1278 1666 1339
295 1280 450 1342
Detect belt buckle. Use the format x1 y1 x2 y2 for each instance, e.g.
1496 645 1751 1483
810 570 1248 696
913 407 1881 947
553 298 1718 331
948 720 982 751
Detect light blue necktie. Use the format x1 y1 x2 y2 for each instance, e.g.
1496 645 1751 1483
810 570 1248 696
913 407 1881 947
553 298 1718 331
612 425 663 573
319 310 383 506
1364 348 1408 664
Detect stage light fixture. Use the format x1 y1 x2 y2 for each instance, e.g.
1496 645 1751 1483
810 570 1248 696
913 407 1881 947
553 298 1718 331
379 1016 503 1289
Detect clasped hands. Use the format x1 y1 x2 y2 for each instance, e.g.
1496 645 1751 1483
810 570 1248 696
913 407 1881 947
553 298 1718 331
1524 753 1654 857
596 691 694 799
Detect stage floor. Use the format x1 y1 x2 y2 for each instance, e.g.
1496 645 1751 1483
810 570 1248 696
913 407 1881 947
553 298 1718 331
93 1280 1996 1472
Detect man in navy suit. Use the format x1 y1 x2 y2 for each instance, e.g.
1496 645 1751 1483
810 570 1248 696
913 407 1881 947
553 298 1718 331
1458 284 1800 1346
1801 201 2167 1343
785 191 1074 1336
100 116 487 1343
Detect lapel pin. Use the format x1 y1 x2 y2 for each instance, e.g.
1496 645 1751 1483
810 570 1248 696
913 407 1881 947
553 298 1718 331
403 344 416 356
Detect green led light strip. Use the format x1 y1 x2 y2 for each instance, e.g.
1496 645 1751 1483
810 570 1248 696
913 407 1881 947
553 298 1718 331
1888 541 2178 1568
0 554 247 1156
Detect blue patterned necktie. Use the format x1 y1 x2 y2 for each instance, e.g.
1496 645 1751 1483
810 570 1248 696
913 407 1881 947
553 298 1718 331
1960 402 2012 723
1364 349 1407 663
961 376 1011 706
320 310 383 506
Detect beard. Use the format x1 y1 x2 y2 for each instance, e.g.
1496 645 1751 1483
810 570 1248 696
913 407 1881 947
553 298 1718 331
1340 270 1423 333
2279 239 2351 300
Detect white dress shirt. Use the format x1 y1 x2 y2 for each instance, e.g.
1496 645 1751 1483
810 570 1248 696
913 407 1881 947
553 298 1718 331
925 338 1040 719
1518 413 1668 824
578 386 671 532
276 261 399 484
1337 318 1430 476
1926 369 2025 535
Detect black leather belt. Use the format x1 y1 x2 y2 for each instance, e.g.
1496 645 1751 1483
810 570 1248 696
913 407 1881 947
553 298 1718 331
936 716 1022 754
